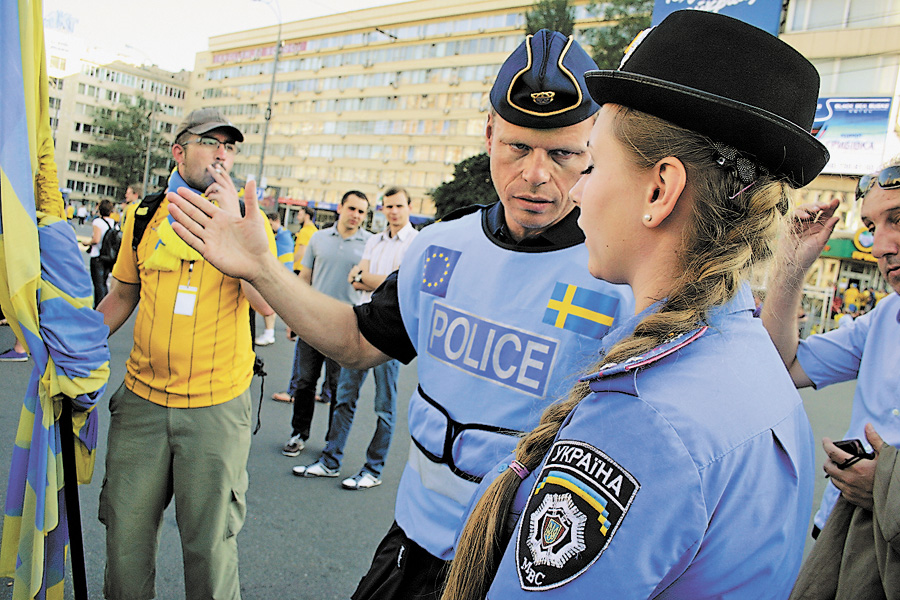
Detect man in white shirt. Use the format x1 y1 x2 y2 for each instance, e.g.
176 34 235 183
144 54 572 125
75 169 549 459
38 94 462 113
292 187 418 489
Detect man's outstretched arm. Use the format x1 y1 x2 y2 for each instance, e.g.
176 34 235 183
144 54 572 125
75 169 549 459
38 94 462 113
167 169 389 369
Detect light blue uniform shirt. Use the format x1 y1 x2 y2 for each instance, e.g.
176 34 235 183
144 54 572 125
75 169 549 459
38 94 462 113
797 292 900 529
301 225 370 305
477 286 814 598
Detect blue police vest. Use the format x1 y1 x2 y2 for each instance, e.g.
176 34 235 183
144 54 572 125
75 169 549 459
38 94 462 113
394 210 634 559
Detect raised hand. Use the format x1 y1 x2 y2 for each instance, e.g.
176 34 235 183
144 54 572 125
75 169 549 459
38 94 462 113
167 168 274 282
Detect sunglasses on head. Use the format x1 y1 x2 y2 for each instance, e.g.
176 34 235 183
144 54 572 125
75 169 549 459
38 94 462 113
856 165 900 201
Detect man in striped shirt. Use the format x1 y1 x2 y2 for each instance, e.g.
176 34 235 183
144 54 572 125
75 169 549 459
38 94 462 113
97 108 276 600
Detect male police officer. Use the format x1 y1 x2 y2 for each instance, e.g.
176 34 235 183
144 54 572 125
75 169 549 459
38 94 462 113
168 30 633 599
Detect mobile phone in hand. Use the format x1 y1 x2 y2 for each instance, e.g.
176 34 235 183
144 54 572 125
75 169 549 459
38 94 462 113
833 438 875 460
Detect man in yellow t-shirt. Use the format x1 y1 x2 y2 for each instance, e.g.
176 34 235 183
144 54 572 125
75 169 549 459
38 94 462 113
293 205 317 273
96 108 275 600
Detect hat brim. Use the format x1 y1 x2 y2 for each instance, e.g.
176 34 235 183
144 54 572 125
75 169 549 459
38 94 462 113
585 71 829 188
187 122 245 143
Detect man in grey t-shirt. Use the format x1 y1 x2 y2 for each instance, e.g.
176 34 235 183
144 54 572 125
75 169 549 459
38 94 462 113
282 190 371 456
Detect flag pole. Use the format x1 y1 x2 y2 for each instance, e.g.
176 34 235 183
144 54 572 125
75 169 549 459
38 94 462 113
60 399 89 600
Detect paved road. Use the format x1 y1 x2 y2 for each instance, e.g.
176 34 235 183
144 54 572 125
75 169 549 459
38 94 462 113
0 224 857 598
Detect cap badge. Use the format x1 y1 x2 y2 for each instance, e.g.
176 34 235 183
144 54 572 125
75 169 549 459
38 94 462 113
531 91 556 105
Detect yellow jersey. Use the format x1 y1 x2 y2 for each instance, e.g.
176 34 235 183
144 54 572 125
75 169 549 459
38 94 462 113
112 198 276 408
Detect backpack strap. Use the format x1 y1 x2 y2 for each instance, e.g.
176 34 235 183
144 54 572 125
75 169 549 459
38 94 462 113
131 191 167 252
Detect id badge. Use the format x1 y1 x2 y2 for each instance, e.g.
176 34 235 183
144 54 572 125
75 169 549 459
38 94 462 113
174 285 198 316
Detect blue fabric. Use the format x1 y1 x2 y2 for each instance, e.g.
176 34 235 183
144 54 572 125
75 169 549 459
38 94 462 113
273 227 294 271
300 226 370 305
797 291 900 529
393 209 634 559
480 287 814 598
321 360 400 477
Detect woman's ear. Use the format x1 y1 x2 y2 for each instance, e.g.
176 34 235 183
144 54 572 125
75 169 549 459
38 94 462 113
643 157 686 228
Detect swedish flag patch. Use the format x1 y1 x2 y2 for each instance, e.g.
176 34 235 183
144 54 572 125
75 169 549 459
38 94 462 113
542 283 618 339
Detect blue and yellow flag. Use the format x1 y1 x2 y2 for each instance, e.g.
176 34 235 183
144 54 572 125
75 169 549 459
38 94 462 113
543 282 619 339
0 1 110 598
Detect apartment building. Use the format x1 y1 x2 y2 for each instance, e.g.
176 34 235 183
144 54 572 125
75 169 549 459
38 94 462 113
45 24 190 208
193 0 600 224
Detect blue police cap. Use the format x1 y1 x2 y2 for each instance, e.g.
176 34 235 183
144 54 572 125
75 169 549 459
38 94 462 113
490 29 599 129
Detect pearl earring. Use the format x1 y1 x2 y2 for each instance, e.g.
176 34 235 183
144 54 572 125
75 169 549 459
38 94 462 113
643 214 652 222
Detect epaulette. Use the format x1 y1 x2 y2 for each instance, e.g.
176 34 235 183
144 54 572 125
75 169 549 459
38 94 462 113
436 203 491 223
581 326 708 389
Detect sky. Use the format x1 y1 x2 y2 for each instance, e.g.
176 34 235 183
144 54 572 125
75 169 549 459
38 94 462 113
43 0 409 72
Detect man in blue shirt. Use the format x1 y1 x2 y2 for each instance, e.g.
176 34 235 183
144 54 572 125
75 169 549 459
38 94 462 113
762 157 900 536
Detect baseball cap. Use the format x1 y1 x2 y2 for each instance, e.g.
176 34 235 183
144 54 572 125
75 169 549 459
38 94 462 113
174 107 244 143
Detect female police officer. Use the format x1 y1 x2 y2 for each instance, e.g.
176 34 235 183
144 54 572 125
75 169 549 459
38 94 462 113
443 10 829 599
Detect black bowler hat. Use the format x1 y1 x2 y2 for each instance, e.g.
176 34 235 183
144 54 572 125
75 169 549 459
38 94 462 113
491 29 599 129
585 10 829 188
175 107 244 143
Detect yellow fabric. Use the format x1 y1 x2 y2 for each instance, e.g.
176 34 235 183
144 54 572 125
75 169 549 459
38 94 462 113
293 221 318 271
111 198 276 408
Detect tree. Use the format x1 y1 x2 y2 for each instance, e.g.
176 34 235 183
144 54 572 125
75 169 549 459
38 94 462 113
583 0 653 70
430 153 496 219
525 0 576 37
84 96 170 192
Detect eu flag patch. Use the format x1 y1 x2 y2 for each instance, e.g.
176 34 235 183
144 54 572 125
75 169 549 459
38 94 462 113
542 282 618 339
421 245 461 297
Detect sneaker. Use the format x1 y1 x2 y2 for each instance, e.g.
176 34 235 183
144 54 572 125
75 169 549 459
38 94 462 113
0 348 27 362
341 471 382 490
292 460 339 478
281 434 305 457
255 332 275 346
271 391 293 403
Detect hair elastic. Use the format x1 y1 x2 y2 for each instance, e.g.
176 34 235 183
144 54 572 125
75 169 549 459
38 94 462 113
508 460 530 479
728 179 757 200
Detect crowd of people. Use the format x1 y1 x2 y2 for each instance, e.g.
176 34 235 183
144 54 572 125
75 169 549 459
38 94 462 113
3 9 899 599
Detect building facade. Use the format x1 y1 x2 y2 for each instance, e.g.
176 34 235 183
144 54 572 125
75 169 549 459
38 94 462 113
45 24 190 209
193 0 599 226
780 0 900 331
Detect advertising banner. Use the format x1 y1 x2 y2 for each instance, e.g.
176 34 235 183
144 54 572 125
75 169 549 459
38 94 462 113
814 98 893 176
651 0 783 35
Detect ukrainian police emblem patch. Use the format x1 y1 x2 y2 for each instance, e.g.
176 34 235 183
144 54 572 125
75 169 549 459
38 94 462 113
516 440 639 590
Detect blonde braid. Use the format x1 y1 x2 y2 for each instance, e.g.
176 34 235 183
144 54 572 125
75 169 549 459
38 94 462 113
442 107 790 600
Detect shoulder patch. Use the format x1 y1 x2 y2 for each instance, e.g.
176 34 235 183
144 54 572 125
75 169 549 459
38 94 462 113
582 326 707 387
516 440 640 590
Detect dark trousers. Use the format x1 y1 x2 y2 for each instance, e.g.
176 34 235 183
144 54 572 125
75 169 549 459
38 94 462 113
90 256 111 308
290 337 339 440
352 521 449 600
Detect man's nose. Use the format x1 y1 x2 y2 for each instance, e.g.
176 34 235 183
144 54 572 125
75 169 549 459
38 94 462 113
522 152 550 187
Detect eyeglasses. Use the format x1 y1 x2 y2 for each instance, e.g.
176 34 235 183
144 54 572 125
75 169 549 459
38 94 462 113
856 165 900 201
180 136 240 155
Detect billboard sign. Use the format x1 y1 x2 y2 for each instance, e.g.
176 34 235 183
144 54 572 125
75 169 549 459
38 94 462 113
814 98 893 176
651 0 783 35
